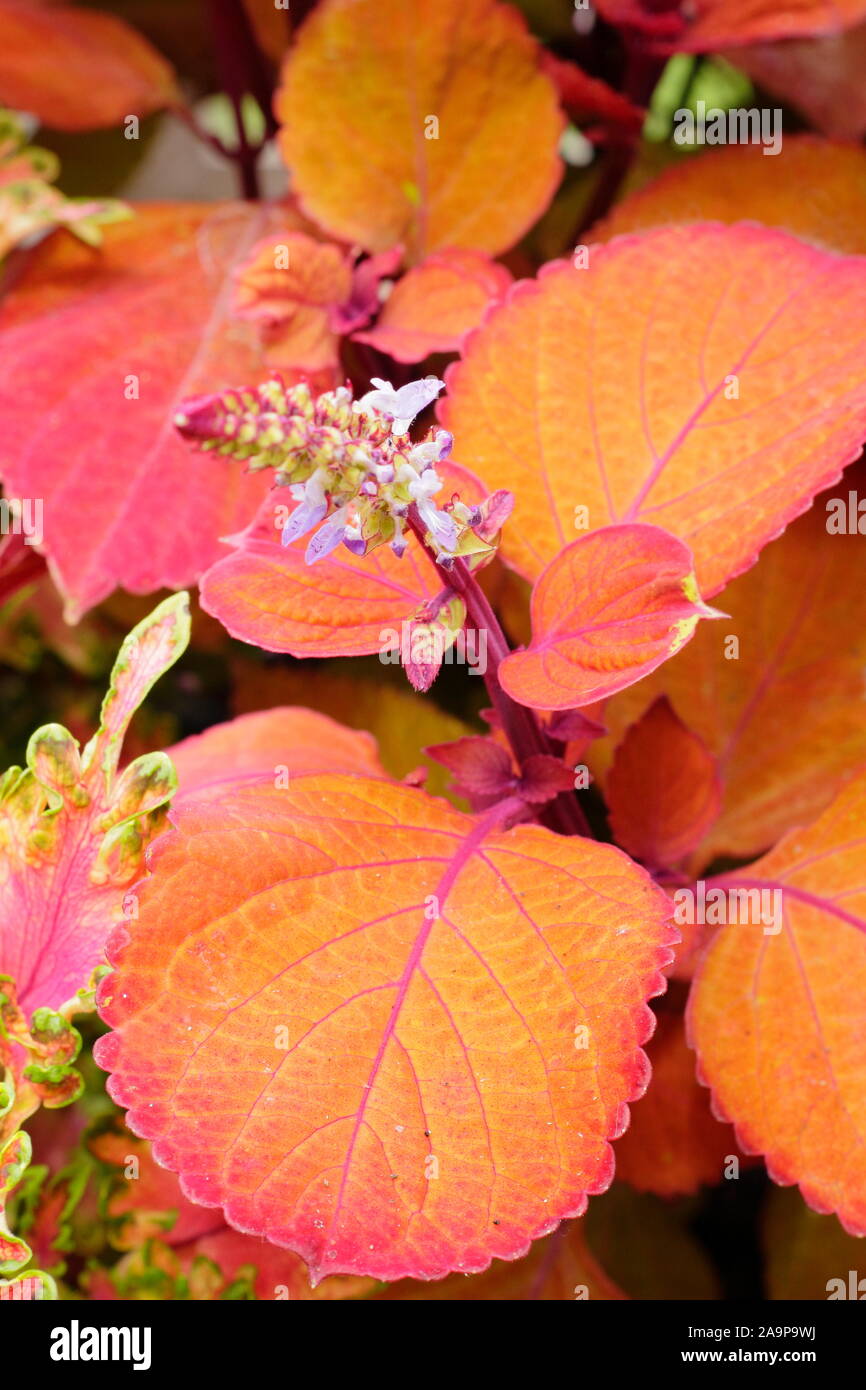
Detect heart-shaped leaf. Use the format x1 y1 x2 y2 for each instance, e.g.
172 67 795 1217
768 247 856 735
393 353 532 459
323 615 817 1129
499 525 720 712
441 223 866 597
689 769 866 1234
275 0 563 263
0 0 179 130
592 478 866 869
0 205 274 620
354 250 512 363
95 774 674 1282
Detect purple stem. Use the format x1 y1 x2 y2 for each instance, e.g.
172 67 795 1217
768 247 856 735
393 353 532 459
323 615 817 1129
207 0 280 199
407 509 592 838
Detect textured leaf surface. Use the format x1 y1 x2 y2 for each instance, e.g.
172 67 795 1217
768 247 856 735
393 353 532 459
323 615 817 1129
90 1124 371 1300
499 525 718 712
0 205 272 619
0 594 189 1014
168 707 386 802
441 223 866 597
200 462 483 657
0 0 178 130
276 0 563 263
594 0 866 50
355 250 512 363
592 484 866 868
591 138 866 255
95 774 674 1282
689 771 866 1234
606 697 721 870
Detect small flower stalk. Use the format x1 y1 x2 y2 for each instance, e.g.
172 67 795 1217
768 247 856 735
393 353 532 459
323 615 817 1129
174 374 512 568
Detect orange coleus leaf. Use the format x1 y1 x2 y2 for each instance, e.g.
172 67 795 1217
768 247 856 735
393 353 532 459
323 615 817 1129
275 0 563 264
592 479 866 870
499 525 720 712
613 1010 744 1199
689 769 866 1234
606 697 722 870
593 0 866 50
590 137 866 255
0 205 274 620
0 0 179 131
442 223 866 598
354 249 513 364
168 707 386 801
199 461 484 657
379 1220 625 1299
90 1122 371 1299
95 774 674 1282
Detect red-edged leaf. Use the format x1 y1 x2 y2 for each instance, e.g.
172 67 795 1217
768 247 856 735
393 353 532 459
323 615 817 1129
0 205 275 620
441 223 866 598
199 461 485 657
613 1010 745 1198
499 525 720 712
607 697 721 870
168 707 386 802
275 0 563 263
354 250 512 363
689 770 866 1234
594 0 866 51
539 52 645 140
95 774 674 1282
89 1122 372 1299
590 138 866 255
0 0 179 130
0 594 189 1014
590 475 866 870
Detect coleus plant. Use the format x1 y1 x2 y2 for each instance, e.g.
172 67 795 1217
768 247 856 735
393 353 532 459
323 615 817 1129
2 0 866 1303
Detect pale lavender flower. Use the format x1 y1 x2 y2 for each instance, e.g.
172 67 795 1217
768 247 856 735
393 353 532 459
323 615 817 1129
305 505 350 564
408 468 458 553
357 376 445 434
281 468 329 546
